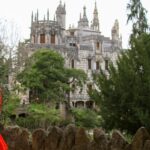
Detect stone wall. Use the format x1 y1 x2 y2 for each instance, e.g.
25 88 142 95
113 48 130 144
1 125 150 150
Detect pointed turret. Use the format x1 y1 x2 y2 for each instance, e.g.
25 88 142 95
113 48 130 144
56 0 66 28
31 11 34 24
78 6 89 29
111 19 122 48
47 9 49 21
36 9 39 22
111 19 119 41
91 1 100 31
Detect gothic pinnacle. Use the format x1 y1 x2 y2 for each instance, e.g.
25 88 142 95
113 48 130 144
47 9 49 20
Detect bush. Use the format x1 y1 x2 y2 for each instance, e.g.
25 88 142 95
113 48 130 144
71 108 101 129
16 103 62 130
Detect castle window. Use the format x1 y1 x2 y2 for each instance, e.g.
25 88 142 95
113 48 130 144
97 42 100 49
105 59 109 70
69 43 76 47
70 32 74 36
72 84 75 93
51 34 55 44
71 59 74 68
87 84 92 93
40 34 45 43
88 59 92 69
96 61 100 70
33 35 36 43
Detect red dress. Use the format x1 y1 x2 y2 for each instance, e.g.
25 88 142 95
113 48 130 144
0 134 8 150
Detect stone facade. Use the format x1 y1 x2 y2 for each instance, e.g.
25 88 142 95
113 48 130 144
27 1 122 108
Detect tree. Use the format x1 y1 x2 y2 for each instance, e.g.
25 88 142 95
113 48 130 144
71 108 100 129
0 19 20 90
127 0 149 44
90 0 150 134
18 49 87 103
0 20 10 94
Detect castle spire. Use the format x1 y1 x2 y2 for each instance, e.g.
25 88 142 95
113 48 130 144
91 1 100 31
83 6 86 17
34 15 37 22
47 9 49 20
78 6 89 28
60 0 62 5
31 11 33 23
80 13 82 20
64 2 65 8
111 19 119 41
37 9 39 21
94 1 98 14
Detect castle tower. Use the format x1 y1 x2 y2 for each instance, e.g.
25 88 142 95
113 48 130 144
56 0 66 29
111 19 119 41
78 6 89 29
91 2 100 31
111 19 122 48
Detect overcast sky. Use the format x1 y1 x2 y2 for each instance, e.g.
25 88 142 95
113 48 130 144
0 0 149 48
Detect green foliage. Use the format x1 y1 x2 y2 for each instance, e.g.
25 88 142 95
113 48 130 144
3 94 20 115
16 103 61 130
18 49 87 102
71 108 101 129
127 0 149 44
90 0 150 135
0 57 9 87
1 93 20 125
91 33 150 134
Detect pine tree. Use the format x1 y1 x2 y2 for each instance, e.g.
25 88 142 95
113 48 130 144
90 0 150 134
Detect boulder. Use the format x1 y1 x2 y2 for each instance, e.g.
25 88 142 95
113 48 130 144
32 128 46 150
130 127 150 150
14 128 31 150
143 140 150 150
45 126 63 150
59 124 76 150
88 128 108 150
108 130 128 150
72 127 90 150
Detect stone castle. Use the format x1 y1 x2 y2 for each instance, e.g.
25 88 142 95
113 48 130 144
23 1 122 108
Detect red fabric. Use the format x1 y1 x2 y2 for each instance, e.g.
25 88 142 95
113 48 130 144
0 134 8 150
0 96 2 112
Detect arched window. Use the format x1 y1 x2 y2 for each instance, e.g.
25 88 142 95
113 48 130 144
87 84 92 92
71 59 74 68
97 42 100 49
96 61 100 70
105 59 109 70
51 34 55 44
40 34 45 43
88 59 92 69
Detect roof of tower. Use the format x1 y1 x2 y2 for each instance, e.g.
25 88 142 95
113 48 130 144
94 1 98 14
56 0 66 14
81 6 88 22
112 19 119 30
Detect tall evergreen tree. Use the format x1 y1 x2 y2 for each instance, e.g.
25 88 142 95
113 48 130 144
90 0 150 134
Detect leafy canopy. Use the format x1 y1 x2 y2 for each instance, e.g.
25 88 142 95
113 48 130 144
18 49 87 102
